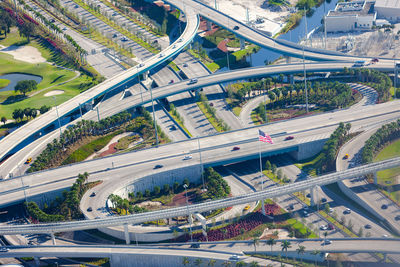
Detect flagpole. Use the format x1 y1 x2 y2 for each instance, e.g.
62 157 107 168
259 138 263 191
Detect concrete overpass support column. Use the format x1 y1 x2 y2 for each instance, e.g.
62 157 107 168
195 89 201 101
143 71 149 81
206 20 212 31
373 172 378 185
34 257 40 267
124 224 131 245
261 199 266 216
50 233 56 245
240 38 245 50
310 186 317 206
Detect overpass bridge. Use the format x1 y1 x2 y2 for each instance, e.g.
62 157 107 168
0 157 399 235
0 99 399 207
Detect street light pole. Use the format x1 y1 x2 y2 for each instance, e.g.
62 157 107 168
197 136 205 191
183 184 193 242
53 96 62 137
302 41 309 113
149 86 159 147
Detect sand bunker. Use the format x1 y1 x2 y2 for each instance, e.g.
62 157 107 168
0 45 46 63
44 90 64 97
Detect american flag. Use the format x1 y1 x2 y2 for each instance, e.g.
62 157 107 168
259 130 273 144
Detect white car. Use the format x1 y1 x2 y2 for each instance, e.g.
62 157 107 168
183 155 192 160
320 225 328 230
230 255 240 261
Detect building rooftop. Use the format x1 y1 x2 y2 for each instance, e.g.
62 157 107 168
328 1 375 16
375 0 400 8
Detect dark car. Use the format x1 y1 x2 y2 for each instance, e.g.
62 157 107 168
288 204 294 210
233 26 239 30
306 193 311 198
169 79 174 84
321 198 327 203
170 125 177 131
381 204 388 209
395 215 400 221
90 192 96 197
190 243 200 248
232 146 240 151
327 223 334 230
87 207 92 212
284 136 294 141
365 224 372 229
154 164 163 169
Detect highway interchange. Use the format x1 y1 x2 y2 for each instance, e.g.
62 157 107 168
1 0 400 265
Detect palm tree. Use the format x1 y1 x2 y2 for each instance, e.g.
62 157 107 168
236 261 247 267
281 240 291 259
194 258 203 266
222 261 232 267
311 250 320 266
208 259 216 266
266 238 276 252
252 237 260 253
296 245 306 264
323 231 328 244
182 257 190 266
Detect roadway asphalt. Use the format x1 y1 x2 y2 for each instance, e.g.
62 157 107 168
23 0 125 78
337 128 400 235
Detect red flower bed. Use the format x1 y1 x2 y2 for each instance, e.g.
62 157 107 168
23 13 39 25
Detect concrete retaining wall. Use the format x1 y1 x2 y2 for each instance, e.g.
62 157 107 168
290 138 327 160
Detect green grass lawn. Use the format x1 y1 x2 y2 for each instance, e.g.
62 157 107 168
374 138 400 203
0 31 92 118
0 79 10 89
294 153 323 177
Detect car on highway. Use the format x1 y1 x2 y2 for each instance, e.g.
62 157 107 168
112 33 118 38
25 157 32 164
365 224 372 229
0 247 8 252
170 125 177 131
90 192 96 197
327 223 335 230
183 155 192 160
87 207 92 212
169 79 174 84
154 164 163 169
230 255 240 261
183 63 188 67
121 36 128 42
321 198 327 203
306 193 311 198
159 53 164 58
320 225 328 230
328 207 334 213
243 205 250 211
343 154 349 159
232 146 240 151
344 208 351 214
284 136 294 141
381 204 388 209
323 239 332 245
303 210 309 217
190 243 200 248
371 58 379 63
288 204 294 210
62 27 67 31
178 38 183 43
188 78 198 84
382 234 389 238
138 63 145 67
233 26 239 30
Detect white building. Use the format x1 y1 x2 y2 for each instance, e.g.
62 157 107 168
325 1 377 32
374 0 400 23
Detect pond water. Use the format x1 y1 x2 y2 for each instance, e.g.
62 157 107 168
0 73 43 92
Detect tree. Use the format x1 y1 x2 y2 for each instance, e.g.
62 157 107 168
311 250 320 266
208 259 217 266
265 160 272 171
154 186 161 195
236 261 247 267
296 245 306 264
324 203 330 214
252 236 260 253
277 169 283 180
1 116 6 125
18 21 36 43
271 164 277 175
40 105 50 114
266 238 276 252
222 261 232 267
182 257 190 266
194 258 203 266
281 240 291 259
12 108 24 122
14 80 37 95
